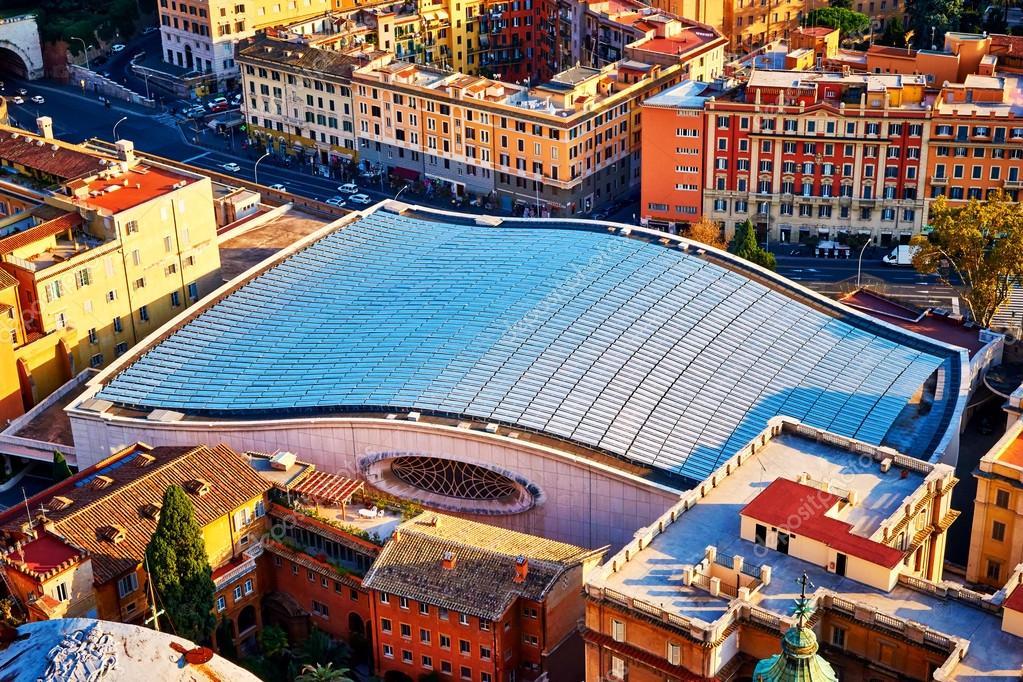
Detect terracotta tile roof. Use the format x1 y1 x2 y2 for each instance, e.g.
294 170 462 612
0 130 107 180
263 539 365 589
2 532 85 580
0 443 270 584
0 268 17 290
582 629 711 681
0 212 82 256
362 512 600 621
1005 582 1023 613
740 479 904 568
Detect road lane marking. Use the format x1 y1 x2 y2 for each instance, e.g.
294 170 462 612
183 151 211 163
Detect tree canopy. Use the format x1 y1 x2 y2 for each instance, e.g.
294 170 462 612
728 220 777 271
877 16 908 47
910 192 1023 327
52 450 72 482
144 485 216 644
906 0 963 49
802 7 870 36
686 217 727 250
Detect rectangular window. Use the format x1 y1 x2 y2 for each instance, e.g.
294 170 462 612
217 596 226 611
459 639 470 655
383 644 393 658
381 618 392 634
459 613 469 626
139 305 150 322
117 573 138 598
399 596 409 610
89 353 104 368
400 623 412 639
88 328 98 344
993 521 1006 542
420 628 431 644
380 593 390 604
831 626 846 647
419 602 430 615
667 642 680 665
987 560 1002 581
610 656 625 679
996 489 1010 509
170 291 181 307
76 268 91 288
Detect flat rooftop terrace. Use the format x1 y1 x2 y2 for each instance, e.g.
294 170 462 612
217 209 331 280
597 433 925 610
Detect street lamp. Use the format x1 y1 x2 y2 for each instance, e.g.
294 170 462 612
254 151 271 186
70 37 90 70
112 116 128 141
395 185 409 201
855 236 871 289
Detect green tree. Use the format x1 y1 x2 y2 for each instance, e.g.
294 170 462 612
829 0 853 8
877 16 907 47
296 663 354 682
910 192 1023 327
802 7 870 37
144 485 216 644
728 220 777 271
259 624 290 658
214 616 237 660
906 0 963 49
51 450 72 482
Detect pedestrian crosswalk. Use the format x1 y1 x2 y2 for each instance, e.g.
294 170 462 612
151 113 178 127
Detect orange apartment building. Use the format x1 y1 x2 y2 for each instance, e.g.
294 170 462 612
351 18 725 215
363 512 606 682
0 443 271 653
641 58 1023 242
968 419 1023 589
582 418 1023 681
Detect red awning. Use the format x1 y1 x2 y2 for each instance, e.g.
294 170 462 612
392 166 420 181
292 470 364 507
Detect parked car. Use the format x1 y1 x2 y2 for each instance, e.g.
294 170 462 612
268 183 286 191
348 193 372 205
221 162 241 172
111 44 126 52
325 196 346 207
337 182 358 193
11 96 23 105
16 88 26 95
30 95 44 104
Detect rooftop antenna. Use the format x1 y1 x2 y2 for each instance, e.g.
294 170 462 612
21 488 33 536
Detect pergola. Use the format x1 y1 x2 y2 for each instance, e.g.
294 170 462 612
291 470 364 520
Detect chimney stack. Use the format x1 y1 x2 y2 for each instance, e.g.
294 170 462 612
36 116 53 140
114 139 136 166
442 551 457 570
513 555 529 583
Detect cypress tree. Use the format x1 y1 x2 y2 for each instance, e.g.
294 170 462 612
145 484 217 643
728 219 777 271
52 450 72 482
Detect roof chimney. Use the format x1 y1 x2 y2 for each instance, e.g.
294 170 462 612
36 116 54 140
114 139 135 166
442 551 457 570
513 555 529 583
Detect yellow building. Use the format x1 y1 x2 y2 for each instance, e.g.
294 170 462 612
968 420 1023 588
0 443 271 651
0 127 222 418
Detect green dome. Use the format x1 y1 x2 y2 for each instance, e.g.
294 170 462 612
753 626 839 682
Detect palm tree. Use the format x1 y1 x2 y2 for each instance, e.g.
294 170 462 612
295 662 354 682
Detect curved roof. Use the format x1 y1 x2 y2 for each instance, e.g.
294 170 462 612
97 209 958 481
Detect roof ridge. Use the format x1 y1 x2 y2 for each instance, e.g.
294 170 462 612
399 527 580 571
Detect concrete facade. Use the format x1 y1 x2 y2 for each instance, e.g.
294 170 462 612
0 14 44 80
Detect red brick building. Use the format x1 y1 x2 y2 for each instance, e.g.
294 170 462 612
363 512 606 682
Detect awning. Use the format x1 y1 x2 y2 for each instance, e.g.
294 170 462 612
393 166 420 181
292 470 363 507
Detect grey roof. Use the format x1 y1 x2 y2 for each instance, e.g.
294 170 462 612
96 210 961 481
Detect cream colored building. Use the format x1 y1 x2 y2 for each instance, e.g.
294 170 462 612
968 420 1023 588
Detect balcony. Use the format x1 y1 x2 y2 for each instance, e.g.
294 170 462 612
212 545 262 590
1004 178 1023 189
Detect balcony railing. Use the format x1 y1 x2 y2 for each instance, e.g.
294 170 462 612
213 545 262 590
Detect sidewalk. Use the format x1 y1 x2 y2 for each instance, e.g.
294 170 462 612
25 80 161 118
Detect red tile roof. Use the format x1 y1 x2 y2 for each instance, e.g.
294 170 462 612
582 630 710 680
0 130 107 180
1006 582 1023 613
740 478 905 568
796 26 839 37
0 212 82 256
997 435 1023 468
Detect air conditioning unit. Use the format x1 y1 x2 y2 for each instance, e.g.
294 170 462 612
880 457 893 473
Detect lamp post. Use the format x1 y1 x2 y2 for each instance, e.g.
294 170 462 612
395 185 409 201
112 116 128 141
70 37 90 70
855 236 871 289
254 151 271 185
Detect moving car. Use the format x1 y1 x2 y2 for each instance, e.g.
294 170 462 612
337 182 358 193
348 193 372 205
208 97 229 113
16 88 26 95
221 162 241 172
325 196 346 207
269 183 286 191
111 44 126 52
30 95 44 104
231 94 242 106
882 245 921 267
143 26 160 35
11 96 23 105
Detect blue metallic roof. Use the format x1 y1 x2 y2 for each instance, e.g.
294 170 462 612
98 210 955 481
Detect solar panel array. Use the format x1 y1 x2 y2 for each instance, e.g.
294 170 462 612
98 211 951 481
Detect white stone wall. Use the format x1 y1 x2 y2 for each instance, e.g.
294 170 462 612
0 14 44 80
69 412 681 549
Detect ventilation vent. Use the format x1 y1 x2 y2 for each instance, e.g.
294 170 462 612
98 524 127 543
139 503 161 521
48 496 73 511
134 452 156 467
184 478 211 496
89 475 114 490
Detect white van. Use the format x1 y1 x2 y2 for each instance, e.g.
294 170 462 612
337 183 358 193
